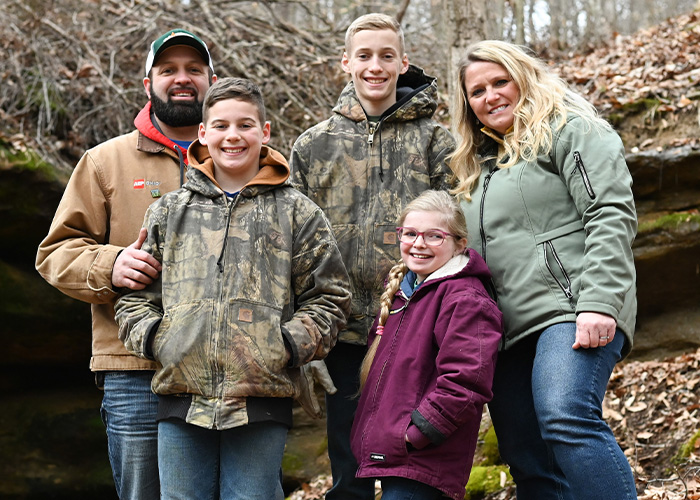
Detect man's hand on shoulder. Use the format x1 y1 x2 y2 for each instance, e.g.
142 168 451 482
112 228 162 290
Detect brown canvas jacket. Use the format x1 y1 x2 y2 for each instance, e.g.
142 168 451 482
35 103 186 371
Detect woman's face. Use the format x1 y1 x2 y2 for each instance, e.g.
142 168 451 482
463 61 520 135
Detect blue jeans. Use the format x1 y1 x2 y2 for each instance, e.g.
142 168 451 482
488 323 637 500
380 477 443 500
100 370 159 500
158 419 287 500
324 342 375 500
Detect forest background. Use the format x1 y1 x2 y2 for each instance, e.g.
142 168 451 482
2 0 700 499
3 0 699 167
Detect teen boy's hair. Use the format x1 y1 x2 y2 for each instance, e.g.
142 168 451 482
344 13 405 55
202 77 266 124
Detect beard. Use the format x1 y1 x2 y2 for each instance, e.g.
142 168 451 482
150 90 203 128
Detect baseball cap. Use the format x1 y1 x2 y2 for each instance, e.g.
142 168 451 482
145 29 214 76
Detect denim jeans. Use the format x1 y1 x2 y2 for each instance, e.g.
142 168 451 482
158 419 287 500
380 477 444 500
488 323 637 500
324 342 376 500
100 370 159 500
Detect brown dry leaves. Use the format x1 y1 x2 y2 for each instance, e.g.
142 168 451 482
606 349 700 499
555 11 700 114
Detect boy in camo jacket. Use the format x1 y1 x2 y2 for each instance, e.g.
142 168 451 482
115 77 351 500
290 13 455 500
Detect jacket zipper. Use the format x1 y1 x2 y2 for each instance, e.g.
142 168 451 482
364 294 411 450
572 151 596 199
543 241 574 302
478 168 497 260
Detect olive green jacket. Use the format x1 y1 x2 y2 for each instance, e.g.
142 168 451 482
290 65 455 344
115 144 351 429
461 117 637 356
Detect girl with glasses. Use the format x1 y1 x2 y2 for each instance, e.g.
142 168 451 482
350 190 503 500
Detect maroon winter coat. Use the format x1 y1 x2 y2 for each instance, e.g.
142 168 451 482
350 249 503 499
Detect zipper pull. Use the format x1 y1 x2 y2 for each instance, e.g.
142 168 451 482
367 124 375 146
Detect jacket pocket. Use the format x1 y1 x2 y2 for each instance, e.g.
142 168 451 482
572 151 596 199
152 300 215 395
224 299 293 396
535 221 585 306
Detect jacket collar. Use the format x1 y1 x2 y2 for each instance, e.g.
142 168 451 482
184 142 291 197
133 101 189 160
333 64 438 123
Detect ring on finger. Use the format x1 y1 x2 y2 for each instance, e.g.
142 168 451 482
600 336 609 340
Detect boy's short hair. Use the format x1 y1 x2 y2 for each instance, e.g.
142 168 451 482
202 77 266 125
344 13 405 55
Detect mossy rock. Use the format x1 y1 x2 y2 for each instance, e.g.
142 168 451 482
464 465 512 499
637 211 700 236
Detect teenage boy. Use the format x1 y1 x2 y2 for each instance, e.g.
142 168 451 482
115 77 351 500
35 29 216 499
290 13 455 500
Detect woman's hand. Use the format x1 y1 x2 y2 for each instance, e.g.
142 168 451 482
572 312 616 349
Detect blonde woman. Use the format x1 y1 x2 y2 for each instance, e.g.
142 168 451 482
350 190 502 500
451 40 638 499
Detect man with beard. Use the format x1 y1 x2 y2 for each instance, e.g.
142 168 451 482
36 29 216 500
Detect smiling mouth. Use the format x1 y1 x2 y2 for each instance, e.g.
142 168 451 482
410 253 432 260
222 147 244 154
489 104 508 114
365 78 387 84
170 88 196 99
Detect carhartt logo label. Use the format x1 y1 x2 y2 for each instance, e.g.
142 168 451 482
369 453 386 461
133 179 145 189
239 309 253 323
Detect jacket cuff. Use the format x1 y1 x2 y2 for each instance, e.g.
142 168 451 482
281 326 299 367
144 320 161 360
87 244 123 298
411 409 446 446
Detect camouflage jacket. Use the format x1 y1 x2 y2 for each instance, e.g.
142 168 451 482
115 143 351 430
290 65 455 344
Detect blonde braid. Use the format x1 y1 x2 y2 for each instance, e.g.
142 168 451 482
358 261 409 391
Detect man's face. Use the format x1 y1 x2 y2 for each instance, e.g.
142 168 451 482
143 45 213 127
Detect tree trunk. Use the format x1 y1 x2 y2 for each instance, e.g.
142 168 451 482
441 0 488 106
513 0 525 44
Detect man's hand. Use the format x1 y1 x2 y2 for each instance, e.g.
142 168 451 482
293 360 337 419
112 228 162 290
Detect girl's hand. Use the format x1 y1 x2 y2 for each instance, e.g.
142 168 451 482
572 312 616 349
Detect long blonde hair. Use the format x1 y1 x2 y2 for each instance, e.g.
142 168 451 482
449 40 609 201
358 191 468 390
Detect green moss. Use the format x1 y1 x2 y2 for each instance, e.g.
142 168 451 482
281 452 304 473
464 465 512 499
637 212 700 235
316 435 328 456
621 98 662 113
673 429 700 464
478 424 501 466
607 113 624 126
0 137 61 180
